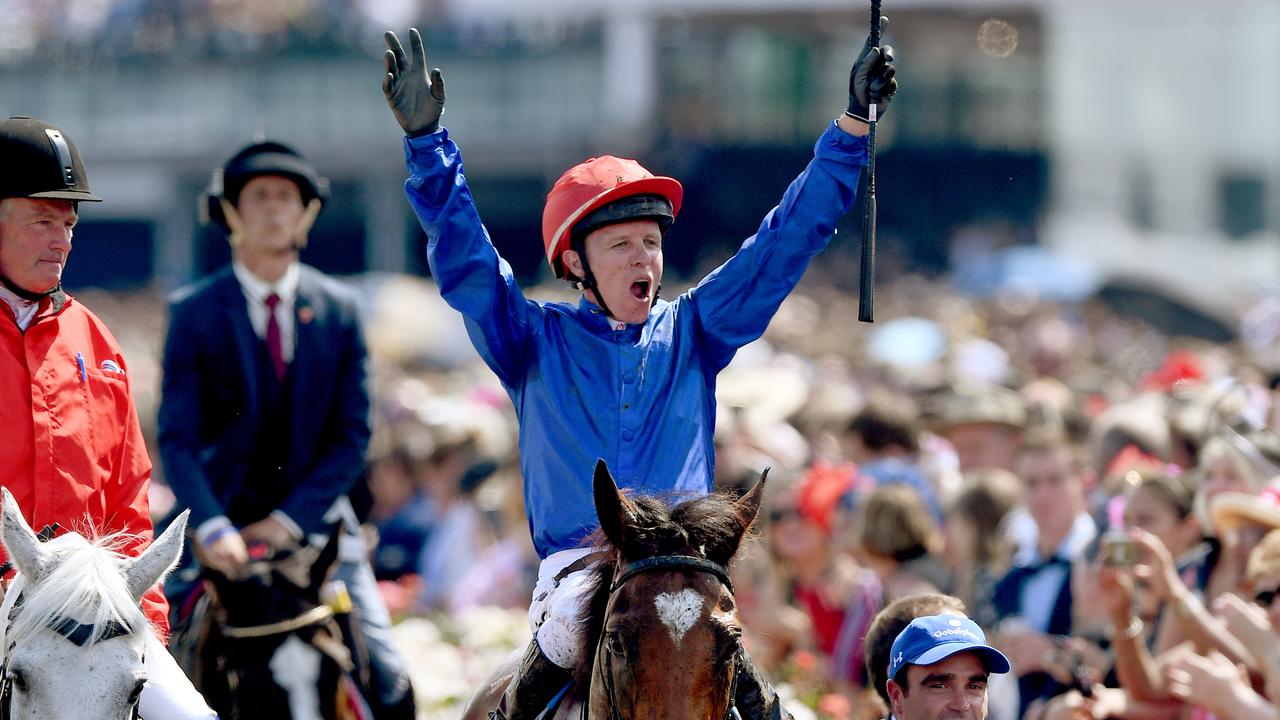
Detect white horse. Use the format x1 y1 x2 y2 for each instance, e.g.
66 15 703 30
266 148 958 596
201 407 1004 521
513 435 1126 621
0 487 187 720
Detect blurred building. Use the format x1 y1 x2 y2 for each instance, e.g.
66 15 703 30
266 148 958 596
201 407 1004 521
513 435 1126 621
0 0 1275 297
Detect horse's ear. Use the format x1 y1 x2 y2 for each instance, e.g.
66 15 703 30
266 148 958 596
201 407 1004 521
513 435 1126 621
734 468 768 532
308 523 342 593
1 487 52 583
700 469 770 567
123 510 189 602
593 459 630 549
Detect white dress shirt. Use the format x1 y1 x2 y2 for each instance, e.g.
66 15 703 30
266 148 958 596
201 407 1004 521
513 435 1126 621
232 260 299 363
0 284 39 331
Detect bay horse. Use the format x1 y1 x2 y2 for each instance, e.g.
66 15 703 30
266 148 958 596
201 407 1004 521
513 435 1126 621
462 460 765 719
175 529 385 720
0 487 188 720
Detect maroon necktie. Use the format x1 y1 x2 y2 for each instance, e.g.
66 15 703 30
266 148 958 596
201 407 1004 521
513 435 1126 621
265 292 286 380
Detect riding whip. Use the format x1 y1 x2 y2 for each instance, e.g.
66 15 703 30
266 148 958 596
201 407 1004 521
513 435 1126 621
858 0 882 323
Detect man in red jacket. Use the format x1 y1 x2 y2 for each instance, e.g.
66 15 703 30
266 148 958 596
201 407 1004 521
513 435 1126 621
0 115 215 719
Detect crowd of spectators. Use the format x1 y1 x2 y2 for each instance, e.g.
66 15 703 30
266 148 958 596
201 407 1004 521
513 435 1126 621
84 267 1280 720
724 281 1280 720
0 0 579 64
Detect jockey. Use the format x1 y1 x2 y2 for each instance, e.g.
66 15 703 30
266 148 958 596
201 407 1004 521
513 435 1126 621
0 116 216 718
382 21 897 720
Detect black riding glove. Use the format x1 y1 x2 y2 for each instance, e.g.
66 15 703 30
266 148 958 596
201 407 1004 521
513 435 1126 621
846 17 899 123
383 28 447 136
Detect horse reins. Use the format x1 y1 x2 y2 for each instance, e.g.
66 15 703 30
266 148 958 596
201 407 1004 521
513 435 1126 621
217 601 359 683
596 554 743 720
220 604 334 639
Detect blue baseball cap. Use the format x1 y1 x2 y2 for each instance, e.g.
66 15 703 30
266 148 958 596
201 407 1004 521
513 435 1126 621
887 615 1011 681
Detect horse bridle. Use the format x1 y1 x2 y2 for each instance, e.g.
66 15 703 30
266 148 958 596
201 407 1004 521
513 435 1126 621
0 524 143 720
595 555 743 720
0 598 140 720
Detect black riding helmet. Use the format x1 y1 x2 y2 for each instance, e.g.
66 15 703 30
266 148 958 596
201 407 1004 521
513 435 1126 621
0 116 101 202
202 140 328 230
0 117 99 301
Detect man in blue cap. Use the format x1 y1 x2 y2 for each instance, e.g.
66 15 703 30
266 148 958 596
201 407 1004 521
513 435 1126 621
886 615 1012 720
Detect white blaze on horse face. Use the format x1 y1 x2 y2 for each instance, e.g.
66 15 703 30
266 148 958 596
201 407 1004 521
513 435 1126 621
654 588 704 646
269 635 323 720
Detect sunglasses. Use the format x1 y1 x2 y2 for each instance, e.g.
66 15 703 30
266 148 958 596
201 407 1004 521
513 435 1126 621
1255 584 1280 608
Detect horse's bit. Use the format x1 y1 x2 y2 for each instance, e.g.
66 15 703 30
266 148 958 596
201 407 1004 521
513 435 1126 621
596 555 743 720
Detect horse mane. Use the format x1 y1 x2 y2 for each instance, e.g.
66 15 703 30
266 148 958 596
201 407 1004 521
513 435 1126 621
6 532 150 651
569 489 756 695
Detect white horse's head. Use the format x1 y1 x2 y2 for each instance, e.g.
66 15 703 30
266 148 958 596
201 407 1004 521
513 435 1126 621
0 488 187 720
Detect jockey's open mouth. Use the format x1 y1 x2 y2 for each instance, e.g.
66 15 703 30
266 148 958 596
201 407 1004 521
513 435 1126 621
630 279 651 301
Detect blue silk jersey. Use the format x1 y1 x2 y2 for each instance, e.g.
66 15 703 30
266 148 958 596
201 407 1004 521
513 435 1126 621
403 123 868 558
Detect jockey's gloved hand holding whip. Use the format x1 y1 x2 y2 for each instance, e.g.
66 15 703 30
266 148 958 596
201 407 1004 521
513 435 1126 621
845 16 896 124
846 13 897 322
383 28 447 136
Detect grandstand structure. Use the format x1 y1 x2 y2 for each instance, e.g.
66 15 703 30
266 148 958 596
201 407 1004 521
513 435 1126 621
1 0 1276 300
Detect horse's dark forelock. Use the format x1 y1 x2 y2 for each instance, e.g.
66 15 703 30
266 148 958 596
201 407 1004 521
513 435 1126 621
569 489 755 695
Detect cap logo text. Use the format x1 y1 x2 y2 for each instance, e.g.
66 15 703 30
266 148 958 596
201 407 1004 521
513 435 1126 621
932 628 979 640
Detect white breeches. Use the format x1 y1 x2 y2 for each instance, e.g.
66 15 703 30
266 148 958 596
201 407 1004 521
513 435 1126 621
528 547 598 670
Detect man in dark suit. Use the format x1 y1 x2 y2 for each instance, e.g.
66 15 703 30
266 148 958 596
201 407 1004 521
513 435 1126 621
990 436 1097 718
158 141 413 716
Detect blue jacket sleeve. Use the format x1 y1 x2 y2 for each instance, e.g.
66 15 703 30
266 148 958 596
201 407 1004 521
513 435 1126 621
403 130 543 388
687 123 868 372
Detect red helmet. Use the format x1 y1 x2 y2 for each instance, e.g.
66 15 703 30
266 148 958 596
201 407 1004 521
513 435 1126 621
541 155 683 278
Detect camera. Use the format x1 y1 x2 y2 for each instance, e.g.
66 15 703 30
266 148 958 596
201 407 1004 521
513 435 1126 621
1101 531 1138 567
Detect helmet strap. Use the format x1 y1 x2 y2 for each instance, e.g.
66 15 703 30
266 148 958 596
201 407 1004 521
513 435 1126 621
291 198 322 249
0 274 59 303
220 198 247 248
569 237 618 322
221 197 319 252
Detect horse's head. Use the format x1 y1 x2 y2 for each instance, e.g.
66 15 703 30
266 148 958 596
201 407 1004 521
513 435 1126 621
0 487 186 720
202 527 340 635
587 460 764 720
199 525 344 720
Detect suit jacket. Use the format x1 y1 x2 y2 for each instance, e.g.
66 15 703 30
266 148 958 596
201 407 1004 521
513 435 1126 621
158 264 371 536
992 559 1075 716
992 559 1075 637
